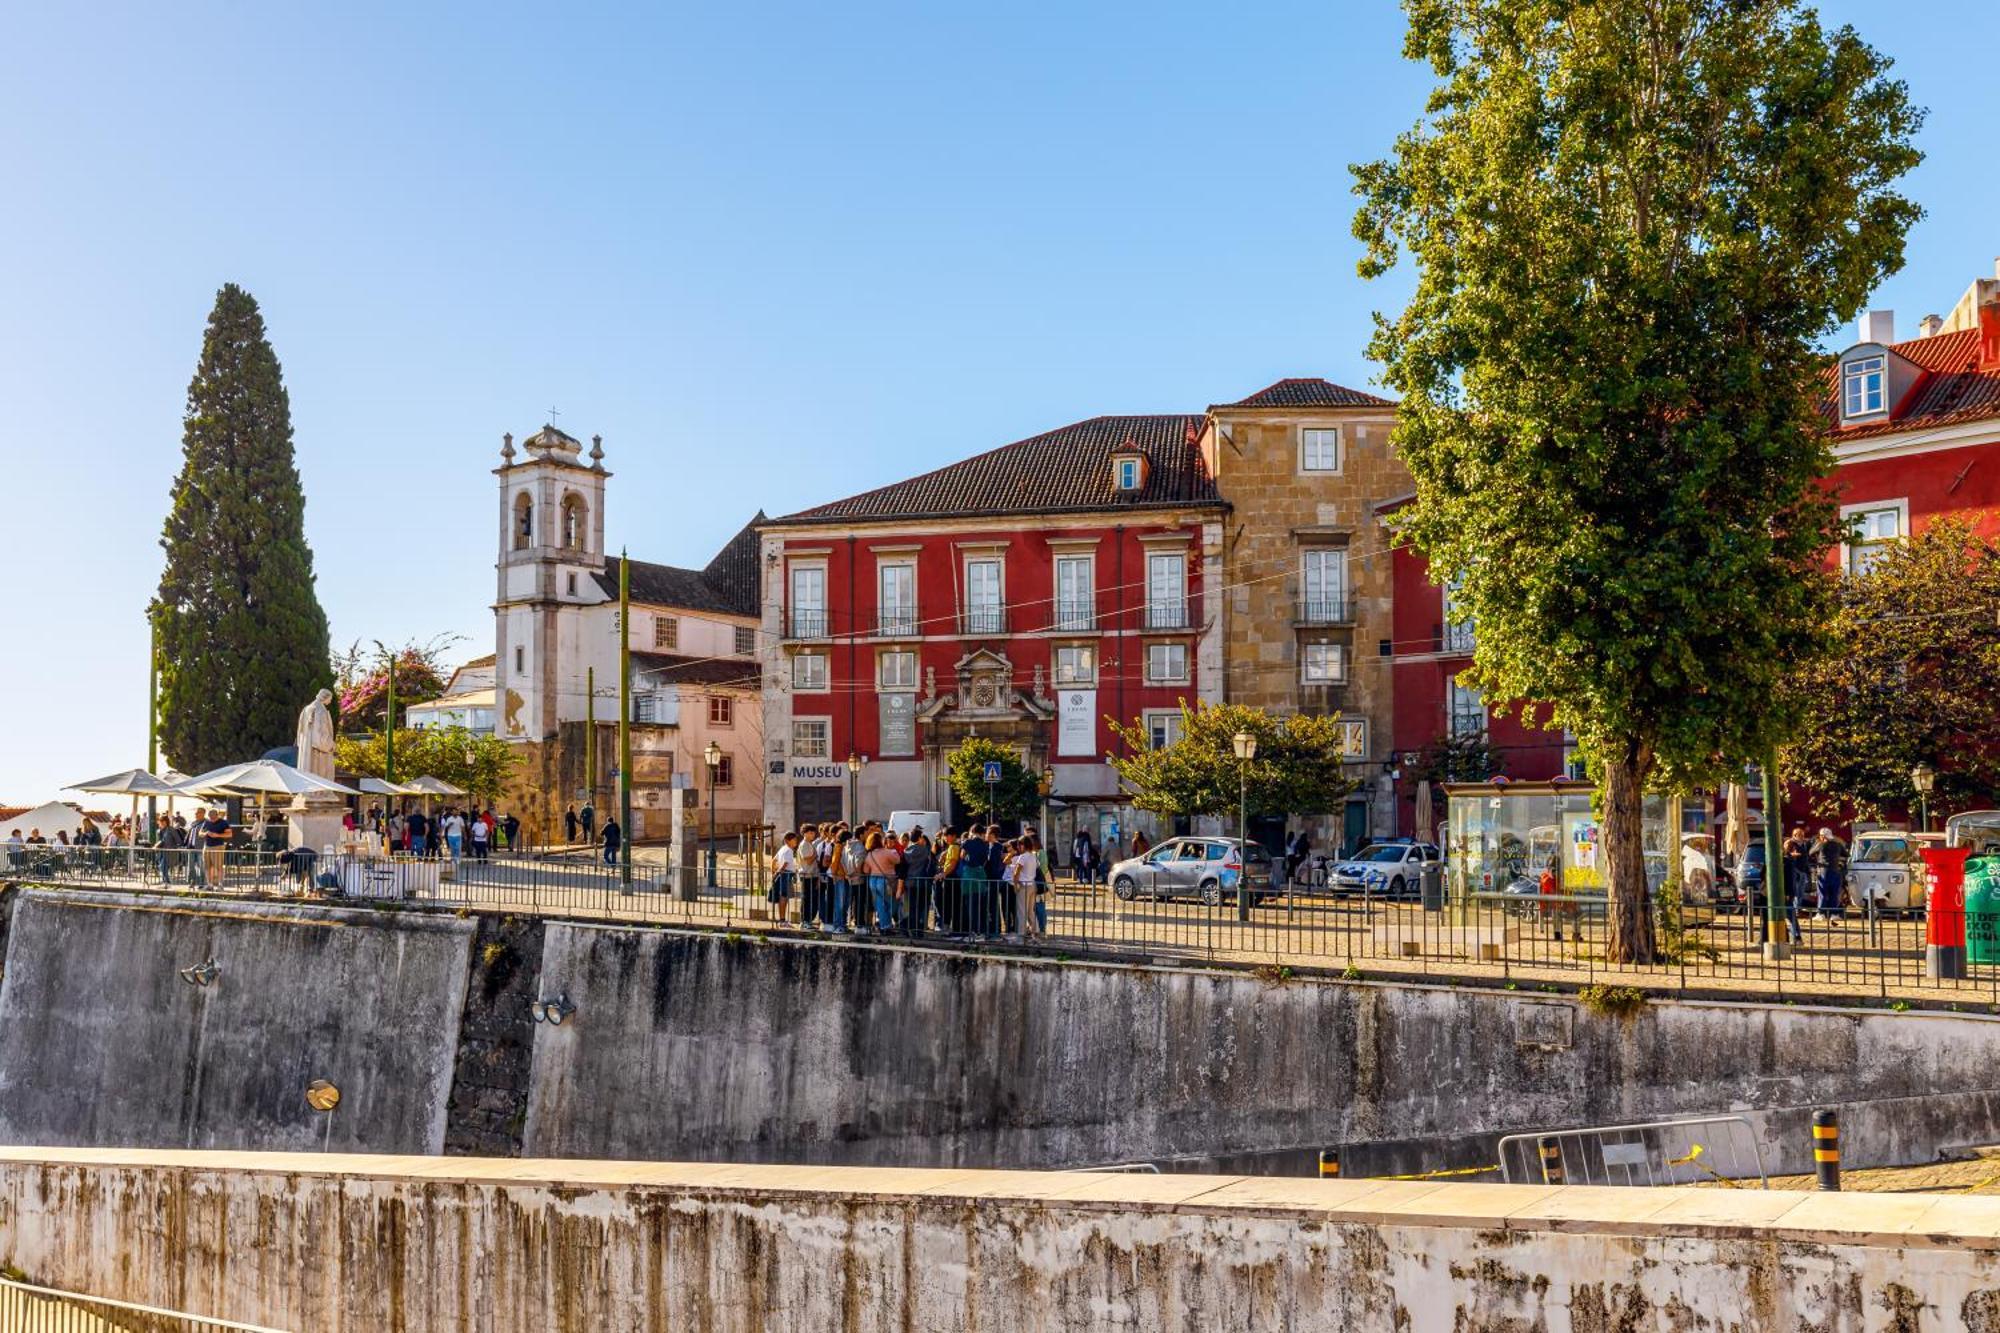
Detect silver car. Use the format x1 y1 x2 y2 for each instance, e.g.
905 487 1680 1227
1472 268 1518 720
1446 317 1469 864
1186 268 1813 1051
1108 837 1278 907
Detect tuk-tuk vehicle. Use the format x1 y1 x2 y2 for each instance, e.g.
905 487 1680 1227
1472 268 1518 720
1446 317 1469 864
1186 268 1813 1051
1849 829 1939 915
1947 811 2000 858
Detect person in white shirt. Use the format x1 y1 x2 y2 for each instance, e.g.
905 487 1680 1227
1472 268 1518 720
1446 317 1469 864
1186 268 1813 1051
1007 840 1043 941
443 811 466 862
770 831 799 924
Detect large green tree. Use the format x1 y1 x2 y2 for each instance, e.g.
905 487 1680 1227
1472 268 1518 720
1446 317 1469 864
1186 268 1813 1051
1108 702 1360 819
153 284 331 774
1783 517 2000 819
946 737 1042 822
337 726 520 805
1353 0 1922 960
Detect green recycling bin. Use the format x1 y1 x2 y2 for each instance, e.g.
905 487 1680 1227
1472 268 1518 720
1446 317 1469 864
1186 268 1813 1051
1966 857 2000 966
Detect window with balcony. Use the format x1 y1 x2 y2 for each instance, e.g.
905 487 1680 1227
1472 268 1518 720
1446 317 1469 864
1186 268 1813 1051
708 695 733 727
877 562 917 636
1448 680 1486 738
1440 573 1475 653
734 625 756 656
1054 644 1096 686
1300 426 1341 473
654 615 679 649
1843 501 1906 575
1145 551 1188 630
964 558 1004 634
1299 548 1348 623
1842 354 1886 419
792 652 828 691
1302 642 1347 684
789 564 827 638
792 718 830 758
1054 555 1094 631
1146 642 1188 684
1144 709 1184 750
879 649 918 689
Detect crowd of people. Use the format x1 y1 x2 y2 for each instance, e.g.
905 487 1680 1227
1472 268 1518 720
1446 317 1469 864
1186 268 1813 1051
769 820 1052 942
346 805 523 861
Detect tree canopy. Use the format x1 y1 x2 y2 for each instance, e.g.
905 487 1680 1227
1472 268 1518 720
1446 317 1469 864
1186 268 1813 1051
1108 702 1360 818
332 636 461 730
1353 0 1922 959
336 726 520 804
153 284 331 774
1782 517 2000 819
945 737 1042 821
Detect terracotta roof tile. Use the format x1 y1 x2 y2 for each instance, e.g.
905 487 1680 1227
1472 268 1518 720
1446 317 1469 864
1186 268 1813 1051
1212 377 1395 411
768 414 1223 526
593 516 764 617
1828 328 2000 443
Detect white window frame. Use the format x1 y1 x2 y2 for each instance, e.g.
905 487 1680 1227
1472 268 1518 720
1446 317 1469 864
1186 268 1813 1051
1842 354 1887 419
1053 644 1097 686
1115 457 1141 490
1300 426 1342 474
964 556 1005 633
1301 548 1347 622
1146 551 1188 629
877 561 917 636
788 561 828 637
1839 498 1907 576
878 649 919 690
1441 572 1474 653
1301 642 1347 684
1054 554 1095 631
1143 709 1184 750
792 652 828 691
791 717 831 758
1145 641 1189 684
1336 718 1368 759
1448 680 1486 739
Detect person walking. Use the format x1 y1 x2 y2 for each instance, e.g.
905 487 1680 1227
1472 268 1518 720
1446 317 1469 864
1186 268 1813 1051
1813 827 1849 923
1072 828 1097 886
769 830 799 925
564 804 579 844
503 812 520 855
580 802 597 845
470 811 491 861
600 815 621 867
443 809 465 862
1782 826 1811 944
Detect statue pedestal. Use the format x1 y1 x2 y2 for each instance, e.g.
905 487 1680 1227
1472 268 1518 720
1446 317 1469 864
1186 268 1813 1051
288 793 348 855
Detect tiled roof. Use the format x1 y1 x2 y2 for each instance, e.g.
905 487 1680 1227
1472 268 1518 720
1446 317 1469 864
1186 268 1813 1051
460 654 496 670
1212 377 1395 411
1829 328 2000 443
594 515 764 617
630 652 762 689
768 415 1222 525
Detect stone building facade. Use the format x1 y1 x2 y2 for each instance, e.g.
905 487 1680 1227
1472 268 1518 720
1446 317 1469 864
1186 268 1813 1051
1199 379 1406 852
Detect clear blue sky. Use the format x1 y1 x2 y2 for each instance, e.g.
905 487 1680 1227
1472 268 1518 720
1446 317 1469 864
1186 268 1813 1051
1 1 1994 802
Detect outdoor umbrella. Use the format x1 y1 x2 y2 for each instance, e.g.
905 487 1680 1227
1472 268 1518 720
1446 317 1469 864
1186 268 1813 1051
405 775 468 797
1724 783 1749 859
175 761 359 799
358 777 423 797
1414 781 1435 845
66 768 181 867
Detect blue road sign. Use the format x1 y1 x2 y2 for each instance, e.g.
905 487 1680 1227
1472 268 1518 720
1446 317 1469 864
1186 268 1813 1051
983 760 1003 783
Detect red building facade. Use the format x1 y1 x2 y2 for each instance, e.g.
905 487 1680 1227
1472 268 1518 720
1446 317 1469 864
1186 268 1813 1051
759 415 1226 848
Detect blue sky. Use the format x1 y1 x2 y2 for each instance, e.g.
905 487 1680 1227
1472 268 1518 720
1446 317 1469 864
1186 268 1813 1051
1 1 1995 801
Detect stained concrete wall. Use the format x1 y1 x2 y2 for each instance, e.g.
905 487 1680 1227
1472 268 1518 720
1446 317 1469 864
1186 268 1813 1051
6 1148 2000 1332
524 927 2000 1175
0 890 473 1154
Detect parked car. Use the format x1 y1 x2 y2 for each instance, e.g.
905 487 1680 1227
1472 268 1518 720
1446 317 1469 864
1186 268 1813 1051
1326 842 1441 899
1679 833 1741 905
1108 837 1279 907
1849 830 1935 915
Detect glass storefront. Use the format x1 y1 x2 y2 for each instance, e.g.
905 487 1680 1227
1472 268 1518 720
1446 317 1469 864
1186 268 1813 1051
1443 781 1669 899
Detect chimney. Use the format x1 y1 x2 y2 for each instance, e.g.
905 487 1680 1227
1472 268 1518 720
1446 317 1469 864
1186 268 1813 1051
1981 291 2000 369
1918 313 1943 339
1859 309 1896 345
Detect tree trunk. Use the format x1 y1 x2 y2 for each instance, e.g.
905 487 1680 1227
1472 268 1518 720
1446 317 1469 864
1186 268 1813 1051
1602 741 1657 964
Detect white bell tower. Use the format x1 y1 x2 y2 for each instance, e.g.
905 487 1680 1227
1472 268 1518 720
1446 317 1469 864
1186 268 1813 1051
493 425 610 742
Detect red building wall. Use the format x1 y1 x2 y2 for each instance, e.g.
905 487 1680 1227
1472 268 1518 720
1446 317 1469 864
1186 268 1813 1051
1825 440 2000 544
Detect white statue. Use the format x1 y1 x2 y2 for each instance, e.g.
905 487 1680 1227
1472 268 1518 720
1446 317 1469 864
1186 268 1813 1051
296 688 336 779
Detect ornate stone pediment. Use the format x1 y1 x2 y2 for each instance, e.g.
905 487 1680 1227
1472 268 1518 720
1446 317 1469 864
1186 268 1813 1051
917 649 1053 723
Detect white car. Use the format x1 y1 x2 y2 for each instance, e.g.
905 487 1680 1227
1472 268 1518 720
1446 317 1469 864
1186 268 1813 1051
1849 831 1935 914
1327 842 1441 899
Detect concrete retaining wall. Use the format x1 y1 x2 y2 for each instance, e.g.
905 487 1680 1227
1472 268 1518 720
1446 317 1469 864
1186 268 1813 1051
6 1148 2000 1331
523 927 2000 1175
0 891 474 1154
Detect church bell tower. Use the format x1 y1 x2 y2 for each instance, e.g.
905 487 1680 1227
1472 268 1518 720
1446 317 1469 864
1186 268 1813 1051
493 425 609 742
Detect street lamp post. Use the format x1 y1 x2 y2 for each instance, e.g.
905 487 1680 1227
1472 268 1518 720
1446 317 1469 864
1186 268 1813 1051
847 752 863 824
1912 762 1936 834
703 740 723 888
1232 731 1257 922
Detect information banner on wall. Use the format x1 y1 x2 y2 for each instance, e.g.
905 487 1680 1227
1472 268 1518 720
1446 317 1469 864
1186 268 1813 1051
1058 689 1096 756
879 692 915 756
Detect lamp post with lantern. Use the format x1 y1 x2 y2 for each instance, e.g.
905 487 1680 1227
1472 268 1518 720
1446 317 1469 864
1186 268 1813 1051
1232 730 1258 922
1912 762 1937 834
703 740 723 888
846 752 866 825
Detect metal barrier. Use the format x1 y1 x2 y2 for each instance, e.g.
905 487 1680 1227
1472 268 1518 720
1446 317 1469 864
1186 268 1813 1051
1496 1115 1768 1188
0 1276 287 1331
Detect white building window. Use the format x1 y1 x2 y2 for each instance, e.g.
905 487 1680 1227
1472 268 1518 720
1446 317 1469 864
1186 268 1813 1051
879 649 918 689
1300 427 1341 473
1115 457 1141 490
1842 355 1886 418
1145 551 1188 630
1842 500 1906 575
1146 642 1188 684
734 625 757 655
789 564 828 637
792 718 830 758
1054 644 1096 685
1302 642 1347 684
1448 680 1486 739
792 653 828 691
878 562 917 636
1144 709 1184 750
1301 548 1347 622
1336 718 1368 758
1441 572 1474 653
964 557 1004 634
654 615 679 649
1054 555 1094 631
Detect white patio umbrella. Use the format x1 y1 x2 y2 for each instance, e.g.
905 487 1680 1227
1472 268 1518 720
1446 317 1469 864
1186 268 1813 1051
66 768 181 866
174 760 359 799
358 777 424 797
405 775 468 797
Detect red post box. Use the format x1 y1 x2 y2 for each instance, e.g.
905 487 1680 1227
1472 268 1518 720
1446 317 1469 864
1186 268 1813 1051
1921 846 1972 980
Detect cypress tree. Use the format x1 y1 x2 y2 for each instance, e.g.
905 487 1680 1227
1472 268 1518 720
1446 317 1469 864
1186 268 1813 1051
152 284 331 774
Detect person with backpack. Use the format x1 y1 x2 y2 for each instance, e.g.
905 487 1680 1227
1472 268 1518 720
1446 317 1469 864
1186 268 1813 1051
956 824 992 940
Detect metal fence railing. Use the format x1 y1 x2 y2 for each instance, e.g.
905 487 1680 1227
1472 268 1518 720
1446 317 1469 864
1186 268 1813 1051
6 847 1998 1009
0 1276 287 1332
1498 1115 1768 1188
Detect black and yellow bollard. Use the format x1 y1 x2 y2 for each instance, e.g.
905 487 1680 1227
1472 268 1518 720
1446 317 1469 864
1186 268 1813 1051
1813 1110 1841 1191
1538 1136 1565 1186
1318 1149 1341 1179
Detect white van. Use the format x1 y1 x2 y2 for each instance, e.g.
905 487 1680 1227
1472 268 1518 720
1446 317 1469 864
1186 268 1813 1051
886 810 945 838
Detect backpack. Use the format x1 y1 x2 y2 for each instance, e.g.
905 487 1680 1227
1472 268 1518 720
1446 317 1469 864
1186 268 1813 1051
841 842 865 878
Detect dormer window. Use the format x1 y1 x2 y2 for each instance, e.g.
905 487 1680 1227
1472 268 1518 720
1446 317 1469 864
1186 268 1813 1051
1842 355 1886 419
1111 451 1147 492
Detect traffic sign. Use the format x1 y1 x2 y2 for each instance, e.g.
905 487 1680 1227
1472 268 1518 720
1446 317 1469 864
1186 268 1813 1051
983 760 1003 783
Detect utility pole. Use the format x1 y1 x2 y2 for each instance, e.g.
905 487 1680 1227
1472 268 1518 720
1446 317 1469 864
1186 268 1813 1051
619 550 633 888
1761 753 1788 961
586 664 596 805
146 618 159 838
373 639 398 782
